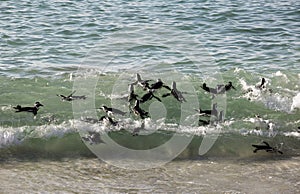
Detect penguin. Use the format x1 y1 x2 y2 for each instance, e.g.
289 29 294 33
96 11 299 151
131 100 149 119
13 102 44 116
162 81 187 103
57 91 86 101
252 141 283 154
99 105 127 116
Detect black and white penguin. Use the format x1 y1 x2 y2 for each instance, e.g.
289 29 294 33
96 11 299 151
13 102 44 116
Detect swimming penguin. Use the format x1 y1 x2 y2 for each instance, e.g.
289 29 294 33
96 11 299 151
149 79 171 90
198 119 210 126
57 91 86 101
82 131 104 145
217 81 236 93
128 83 139 102
201 82 236 95
13 102 44 116
195 103 218 117
131 73 152 90
131 100 149 119
99 115 118 126
256 78 266 89
201 83 218 94
162 81 187 102
217 110 224 123
99 105 127 116
198 109 223 126
140 89 161 103
252 141 283 154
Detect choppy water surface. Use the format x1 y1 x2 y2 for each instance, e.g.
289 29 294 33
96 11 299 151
1 0 299 76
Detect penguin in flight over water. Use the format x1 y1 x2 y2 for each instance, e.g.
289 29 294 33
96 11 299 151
57 91 86 101
13 102 44 116
252 141 283 154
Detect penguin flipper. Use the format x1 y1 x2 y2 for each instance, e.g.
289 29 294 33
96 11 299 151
68 91 76 98
162 93 171 98
153 95 161 102
163 85 171 91
262 141 270 147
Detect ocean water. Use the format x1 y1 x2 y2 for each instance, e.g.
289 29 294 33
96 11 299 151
1 0 300 193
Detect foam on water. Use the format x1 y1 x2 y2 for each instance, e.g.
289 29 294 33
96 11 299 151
1 69 300 156
291 92 300 111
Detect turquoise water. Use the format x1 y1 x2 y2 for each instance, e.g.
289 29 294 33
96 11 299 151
1 0 300 193
1 0 299 76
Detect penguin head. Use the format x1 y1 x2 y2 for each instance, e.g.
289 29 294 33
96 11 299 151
100 105 107 110
35 102 44 107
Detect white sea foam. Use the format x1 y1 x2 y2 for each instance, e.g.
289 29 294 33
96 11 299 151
0 127 23 148
291 92 300 111
283 132 300 138
1 105 12 111
238 78 267 101
263 93 292 112
0 121 78 148
0 115 227 148
238 78 294 112
273 71 289 83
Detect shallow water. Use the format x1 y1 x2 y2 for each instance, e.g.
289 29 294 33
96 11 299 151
1 157 300 193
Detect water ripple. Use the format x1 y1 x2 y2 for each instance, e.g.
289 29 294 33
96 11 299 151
0 0 299 76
